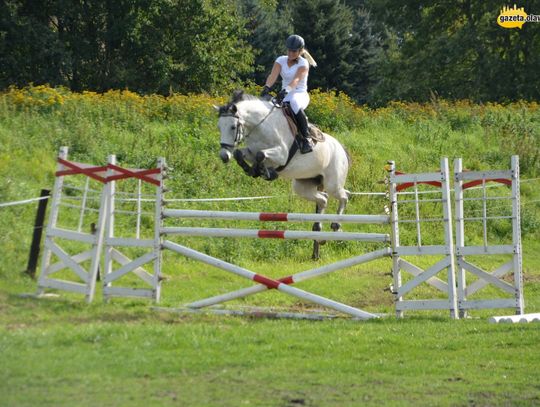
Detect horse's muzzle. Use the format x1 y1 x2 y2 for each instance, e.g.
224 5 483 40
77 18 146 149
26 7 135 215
220 148 232 163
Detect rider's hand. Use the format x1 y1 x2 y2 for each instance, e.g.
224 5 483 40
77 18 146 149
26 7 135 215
260 85 271 99
276 88 288 104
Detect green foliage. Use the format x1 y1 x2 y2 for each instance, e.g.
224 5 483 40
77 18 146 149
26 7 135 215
0 0 254 95
285 0 380 103
237 0 293 84
367 0 540 104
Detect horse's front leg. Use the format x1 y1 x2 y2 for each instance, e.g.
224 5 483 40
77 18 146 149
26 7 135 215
255 150 280 181
233 149 260 178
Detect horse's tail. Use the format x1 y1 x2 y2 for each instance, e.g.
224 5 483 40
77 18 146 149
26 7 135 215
343 146 352 167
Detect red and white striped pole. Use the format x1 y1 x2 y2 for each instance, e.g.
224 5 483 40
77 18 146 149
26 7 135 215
161 227 389 242
162 209 390 224
186 247 391 309
162 240 379 319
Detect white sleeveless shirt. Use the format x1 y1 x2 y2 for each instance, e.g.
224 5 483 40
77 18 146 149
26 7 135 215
276 56 309 92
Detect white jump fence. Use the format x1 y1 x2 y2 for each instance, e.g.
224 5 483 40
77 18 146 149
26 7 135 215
35 147 526 320
37 147 163 303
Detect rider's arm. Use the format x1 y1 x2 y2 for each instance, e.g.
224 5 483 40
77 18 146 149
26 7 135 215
264 62 282 88
285 66 308 92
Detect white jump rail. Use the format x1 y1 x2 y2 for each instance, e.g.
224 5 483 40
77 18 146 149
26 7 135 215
454 155 524 316
162 209 389 224
160 227 389 242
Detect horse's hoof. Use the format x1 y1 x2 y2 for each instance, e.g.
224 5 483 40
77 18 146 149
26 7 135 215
233 149 242 159
330 222 342 232
255 151 265 163
263 168 278 181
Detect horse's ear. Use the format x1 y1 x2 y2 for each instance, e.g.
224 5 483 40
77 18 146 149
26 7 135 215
231 90 244 103
230 104 237 114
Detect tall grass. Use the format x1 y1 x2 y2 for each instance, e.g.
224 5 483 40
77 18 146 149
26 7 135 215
0 85 539 269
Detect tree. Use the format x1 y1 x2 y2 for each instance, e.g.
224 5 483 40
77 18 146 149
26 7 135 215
0 0 68 88
285 0 380 103
366 0 540 104
237 0 293 85
0 0 256 95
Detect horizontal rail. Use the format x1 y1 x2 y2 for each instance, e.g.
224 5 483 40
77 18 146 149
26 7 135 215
160 227 390 242
162 209 390 224
455 170 512 181
391 172 444 184
39 278 87 294
103 287 155 299
456 245 516 255
458 216 514 221
395 300 455 311
393 245 451 256
107 237 155 248
48 227 95 244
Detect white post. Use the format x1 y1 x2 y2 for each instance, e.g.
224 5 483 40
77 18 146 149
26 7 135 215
136 179 142 239
511 155 524 314
440 157 458 319
454 158 466 318
152 158 166 302
103 155 116 300
414 182 422 247
85 155 114 303
387 160 403 318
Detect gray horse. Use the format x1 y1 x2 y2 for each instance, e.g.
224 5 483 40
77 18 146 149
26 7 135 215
216 91 350 259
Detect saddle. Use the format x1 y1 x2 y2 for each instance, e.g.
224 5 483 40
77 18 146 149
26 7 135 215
282 104 325 144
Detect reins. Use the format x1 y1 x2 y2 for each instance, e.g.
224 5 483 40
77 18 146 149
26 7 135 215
242 104 276 139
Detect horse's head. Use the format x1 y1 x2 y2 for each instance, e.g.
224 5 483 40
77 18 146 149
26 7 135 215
215 101 244 163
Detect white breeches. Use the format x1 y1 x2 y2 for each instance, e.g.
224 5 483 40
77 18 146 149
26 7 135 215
284 91 310 114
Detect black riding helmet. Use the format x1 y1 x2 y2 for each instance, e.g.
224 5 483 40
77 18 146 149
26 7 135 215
286 34 305 51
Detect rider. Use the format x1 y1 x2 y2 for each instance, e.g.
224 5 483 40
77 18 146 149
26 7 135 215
260 34 317 154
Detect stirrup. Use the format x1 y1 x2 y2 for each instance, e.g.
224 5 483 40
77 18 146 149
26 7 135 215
300 138 313 154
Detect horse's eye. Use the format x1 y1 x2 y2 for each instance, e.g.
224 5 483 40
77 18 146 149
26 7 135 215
231 125 236 130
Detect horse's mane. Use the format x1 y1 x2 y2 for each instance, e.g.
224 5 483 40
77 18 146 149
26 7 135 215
230 90 262 104
218 90 270 116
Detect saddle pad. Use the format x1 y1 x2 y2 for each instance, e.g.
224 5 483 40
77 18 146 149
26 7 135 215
308 124 325 142
283 109 325 143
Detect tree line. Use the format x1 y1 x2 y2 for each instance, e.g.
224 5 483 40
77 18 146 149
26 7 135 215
1 0 539 105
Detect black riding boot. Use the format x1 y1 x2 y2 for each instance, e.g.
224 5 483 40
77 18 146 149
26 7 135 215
294 109 313 154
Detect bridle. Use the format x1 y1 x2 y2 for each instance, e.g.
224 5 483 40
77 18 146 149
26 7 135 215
219 112 243 151
219 104 276 151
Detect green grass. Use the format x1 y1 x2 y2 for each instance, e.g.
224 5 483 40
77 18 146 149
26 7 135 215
1 89 540 406
2 282 540 407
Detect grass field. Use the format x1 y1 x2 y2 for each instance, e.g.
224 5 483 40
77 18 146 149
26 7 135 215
1 86 539 406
